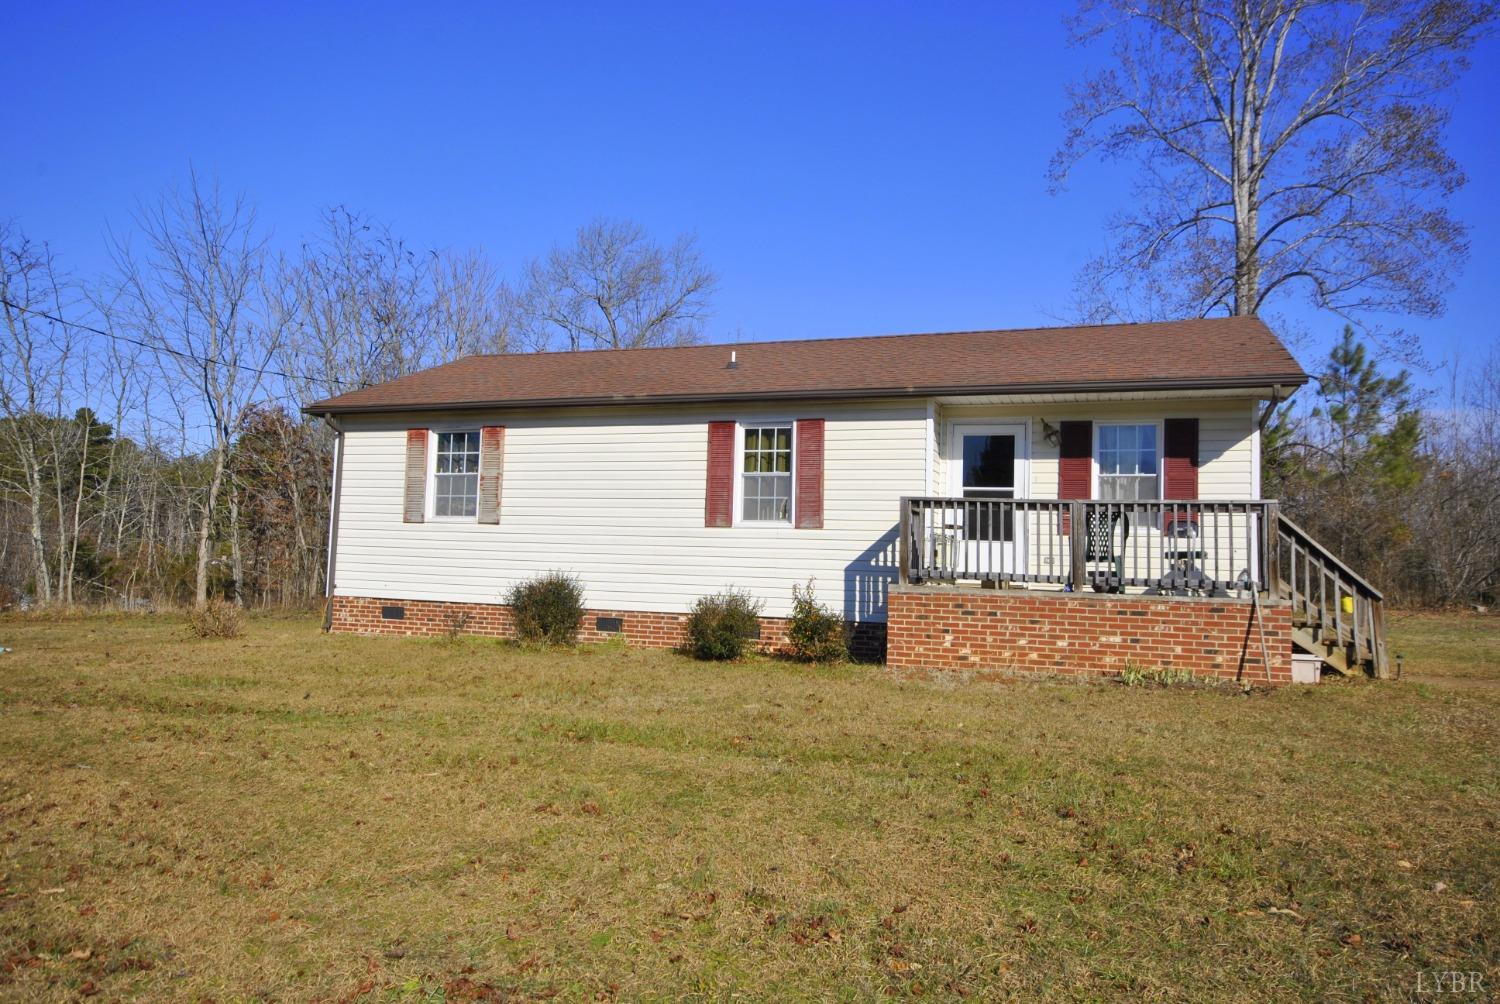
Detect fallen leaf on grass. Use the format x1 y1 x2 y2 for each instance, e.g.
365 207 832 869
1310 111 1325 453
69 948 92 960
1396 860 1413 870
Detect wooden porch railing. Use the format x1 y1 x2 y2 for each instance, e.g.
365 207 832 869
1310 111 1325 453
897 497 1388 677
898 497 1276 593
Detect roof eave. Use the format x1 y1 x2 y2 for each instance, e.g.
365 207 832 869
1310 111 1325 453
302 372 1309 417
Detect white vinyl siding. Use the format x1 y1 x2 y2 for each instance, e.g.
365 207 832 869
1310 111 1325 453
331 394 1263 620
332 400 926 621
936 398 1259 502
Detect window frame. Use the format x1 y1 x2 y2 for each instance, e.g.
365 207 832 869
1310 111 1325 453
426 426 483 522
1091 420 1163 501
733 420 797 527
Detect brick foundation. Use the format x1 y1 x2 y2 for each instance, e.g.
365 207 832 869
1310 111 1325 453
329 595 886 661
886 585 1292 684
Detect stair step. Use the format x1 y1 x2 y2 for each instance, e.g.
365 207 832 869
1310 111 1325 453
1292 626 1355 676
1275 514 1386 679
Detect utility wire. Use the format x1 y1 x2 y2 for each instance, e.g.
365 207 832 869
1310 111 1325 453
0 296 354 390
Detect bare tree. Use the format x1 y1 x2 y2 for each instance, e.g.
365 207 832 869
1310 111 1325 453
1407 346 1500 603
515 218 717 351
430 248 515 360
1053 0 1493 347
274 208 429 401
112 171 282 606
0 223 75 603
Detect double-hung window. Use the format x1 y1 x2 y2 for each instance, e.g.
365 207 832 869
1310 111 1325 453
741 425 792 523
1097 424 1158 501
432 430 481 517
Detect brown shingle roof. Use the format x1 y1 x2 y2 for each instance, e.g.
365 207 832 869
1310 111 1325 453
304 316 1306 415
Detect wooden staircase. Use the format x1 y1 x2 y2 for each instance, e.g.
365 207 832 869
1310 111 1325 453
1270 514 1389 678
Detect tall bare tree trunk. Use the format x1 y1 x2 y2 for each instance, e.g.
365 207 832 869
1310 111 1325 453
228 479 245 607
24 459 52 603
195 449 227 606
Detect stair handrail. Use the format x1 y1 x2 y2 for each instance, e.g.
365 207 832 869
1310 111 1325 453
1274 513 1384 601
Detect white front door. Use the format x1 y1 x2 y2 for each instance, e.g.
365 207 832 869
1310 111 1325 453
948 424 1029 579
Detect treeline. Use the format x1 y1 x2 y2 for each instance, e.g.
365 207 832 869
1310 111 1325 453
0 174 716 610
3 176 1497 611
1266 328 1500 607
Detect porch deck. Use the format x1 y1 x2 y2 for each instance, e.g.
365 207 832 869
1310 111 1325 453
895 497 1388 678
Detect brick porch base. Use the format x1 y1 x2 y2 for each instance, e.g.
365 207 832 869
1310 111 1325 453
329 595 887 661
331 590 1290 684
886 585 1292 684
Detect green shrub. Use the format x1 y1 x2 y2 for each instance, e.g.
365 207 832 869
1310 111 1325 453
508 571 586 645
187 599 243 639
686 589 763 660
786 579 847 663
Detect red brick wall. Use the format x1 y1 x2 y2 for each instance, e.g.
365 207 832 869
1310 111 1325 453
886 586 1292 684
332 595 890 660
331 594 762 646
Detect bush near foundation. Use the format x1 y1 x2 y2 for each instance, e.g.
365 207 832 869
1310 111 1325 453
786 580 847 663
508 572 586 645
686 589 763 660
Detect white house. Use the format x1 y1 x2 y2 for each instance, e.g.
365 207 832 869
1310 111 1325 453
306 317 1386 683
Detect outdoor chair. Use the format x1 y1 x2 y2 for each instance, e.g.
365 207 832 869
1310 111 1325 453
1085 508 1128 592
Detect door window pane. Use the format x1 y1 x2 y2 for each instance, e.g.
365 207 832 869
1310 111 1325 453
962 435 1015 488
960 434 1016 541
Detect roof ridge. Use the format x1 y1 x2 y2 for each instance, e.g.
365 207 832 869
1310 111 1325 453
306 315 1302 415
468 316 1253 360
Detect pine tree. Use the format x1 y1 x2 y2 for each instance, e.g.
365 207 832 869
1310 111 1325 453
1314 327 1422 494
1299 326 1425 568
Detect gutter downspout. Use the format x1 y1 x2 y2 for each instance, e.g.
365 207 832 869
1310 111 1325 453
1257 383 1287 432
321 415 345 632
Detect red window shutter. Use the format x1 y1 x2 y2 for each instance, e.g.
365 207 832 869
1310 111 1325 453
794 418 825 529
705 421 735 527
403 428 428 523
1163 418 1199 500
477 426 505 524
1057 420 1091 533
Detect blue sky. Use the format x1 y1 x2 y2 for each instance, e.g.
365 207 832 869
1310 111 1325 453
4 2 1497 388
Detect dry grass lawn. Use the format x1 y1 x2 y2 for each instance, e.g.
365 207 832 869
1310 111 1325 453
0 613 1496 1001
1386 610 1500 683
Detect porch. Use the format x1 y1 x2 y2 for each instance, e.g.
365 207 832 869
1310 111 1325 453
893 496 1388 680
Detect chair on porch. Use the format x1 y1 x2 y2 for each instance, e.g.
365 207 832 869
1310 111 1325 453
1150 509 1226 597
1085 508 1128 592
